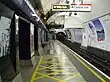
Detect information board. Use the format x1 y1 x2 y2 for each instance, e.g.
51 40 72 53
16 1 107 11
52 4 92 12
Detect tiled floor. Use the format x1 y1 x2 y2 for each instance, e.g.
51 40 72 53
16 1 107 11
30 41 86 82
29 40 110 82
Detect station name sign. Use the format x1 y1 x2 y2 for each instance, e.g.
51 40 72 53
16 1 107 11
52 4 92 12
52 4 70 9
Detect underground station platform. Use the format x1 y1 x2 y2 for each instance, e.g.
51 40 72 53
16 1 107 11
29 41 110 82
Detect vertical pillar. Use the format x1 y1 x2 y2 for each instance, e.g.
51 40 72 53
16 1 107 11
9 14 17 72
19 18 32 66
34 26 39 55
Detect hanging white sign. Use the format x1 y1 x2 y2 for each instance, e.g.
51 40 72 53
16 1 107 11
52 4 92 12
70 4 92 12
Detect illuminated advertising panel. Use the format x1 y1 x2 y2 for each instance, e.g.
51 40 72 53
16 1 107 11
92 19 105 42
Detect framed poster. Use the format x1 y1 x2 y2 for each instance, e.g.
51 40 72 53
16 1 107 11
92 19 105 42
0 16 11 57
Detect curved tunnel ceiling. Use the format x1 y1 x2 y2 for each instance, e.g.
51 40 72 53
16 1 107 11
40 0 60 14
41 0 110 24
26 0 110 30
47 12 84 28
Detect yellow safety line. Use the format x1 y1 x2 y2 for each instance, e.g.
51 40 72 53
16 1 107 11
59 80 66 82
38 66 51 70
40 65 73 73
30 56 43 82
58 41 107 82
65 73 81 80
33 75 45 80
36 56 43 71
74 55 106 82
38 63 58 70
30 56 64 82
37 72 61 81
30 55 76 82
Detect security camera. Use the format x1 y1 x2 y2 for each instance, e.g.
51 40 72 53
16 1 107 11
74 12 77 15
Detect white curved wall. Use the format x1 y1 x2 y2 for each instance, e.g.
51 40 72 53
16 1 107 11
64 16 84 28
46 0 110 22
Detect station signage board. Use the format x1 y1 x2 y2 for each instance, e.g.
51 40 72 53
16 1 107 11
52 4 70 11
52 4 92 12
70 4 92 12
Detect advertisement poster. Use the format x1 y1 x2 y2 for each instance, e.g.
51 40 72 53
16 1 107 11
0 17 11 57
92 19 105 42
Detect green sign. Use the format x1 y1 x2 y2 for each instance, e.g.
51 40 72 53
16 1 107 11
52 4 70 11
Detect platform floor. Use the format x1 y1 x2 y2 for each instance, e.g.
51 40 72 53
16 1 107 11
30 41 110 82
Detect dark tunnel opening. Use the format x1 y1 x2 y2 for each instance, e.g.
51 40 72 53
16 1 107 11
56 32 67 41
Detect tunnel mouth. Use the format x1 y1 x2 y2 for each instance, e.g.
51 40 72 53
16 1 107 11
56 32 67 41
